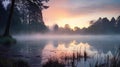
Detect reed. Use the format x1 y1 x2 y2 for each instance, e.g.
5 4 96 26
42 46 120 67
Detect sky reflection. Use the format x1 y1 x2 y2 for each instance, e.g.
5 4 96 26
42 40 98 63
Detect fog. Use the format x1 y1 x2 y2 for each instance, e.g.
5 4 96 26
13 34 120 41
5 34 120 67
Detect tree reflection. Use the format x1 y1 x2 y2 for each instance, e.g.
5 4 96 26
42 40 98 63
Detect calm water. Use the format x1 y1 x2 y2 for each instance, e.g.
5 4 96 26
0 35 120 67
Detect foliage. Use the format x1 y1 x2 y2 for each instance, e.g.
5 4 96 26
0 36 16 45
51 16 120 35
0 0 49 35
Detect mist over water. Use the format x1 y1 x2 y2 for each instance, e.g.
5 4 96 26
7 34 120 67
13 34 120 41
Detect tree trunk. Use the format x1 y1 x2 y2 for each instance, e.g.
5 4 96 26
3 0 15 37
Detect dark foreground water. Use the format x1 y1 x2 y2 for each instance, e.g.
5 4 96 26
0 35 120 67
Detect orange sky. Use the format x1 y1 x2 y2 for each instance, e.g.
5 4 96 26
43 0 120 29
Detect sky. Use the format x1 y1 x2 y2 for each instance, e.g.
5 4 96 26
2 0 10 9
43 0 120 29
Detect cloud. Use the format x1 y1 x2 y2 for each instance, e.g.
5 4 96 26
2 0 10 9
68 4 120 16
43 0 120 28
64 0 120 17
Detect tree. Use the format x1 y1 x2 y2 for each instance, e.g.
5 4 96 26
53 24 59 32
64 24 72 34
16 0 49 24
116 16 120 33
64 24 70 29
3 0 15 37
89 20 95 26
3 0 49 36
74 26 80 31
73 26 81 34
0 1 7 35
16 0 49 33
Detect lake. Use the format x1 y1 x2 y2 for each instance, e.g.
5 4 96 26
0 35 120 67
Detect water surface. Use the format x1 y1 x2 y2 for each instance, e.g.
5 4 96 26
1 35 120 67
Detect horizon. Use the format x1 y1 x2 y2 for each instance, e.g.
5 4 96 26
43 0 120 29
48 16 120 30
1 0 120 67
2 0 120 29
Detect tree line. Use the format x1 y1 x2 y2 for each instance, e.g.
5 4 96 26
52 16 120 34
0 0 120 35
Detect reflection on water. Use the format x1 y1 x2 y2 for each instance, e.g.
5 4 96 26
42 40 98 63
41 40 114 67
1 35 120 67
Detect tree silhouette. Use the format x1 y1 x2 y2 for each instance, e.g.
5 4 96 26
53 24 59 32
0 1 7 35
3 0 49 36
3 0 15 37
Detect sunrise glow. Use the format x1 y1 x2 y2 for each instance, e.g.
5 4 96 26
42 40 98 63
43 0 120 29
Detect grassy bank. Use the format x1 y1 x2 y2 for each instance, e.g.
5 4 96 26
0 57 30 67
0 36 16 45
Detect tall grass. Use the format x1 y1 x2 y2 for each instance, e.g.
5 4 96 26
42 46 120 67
